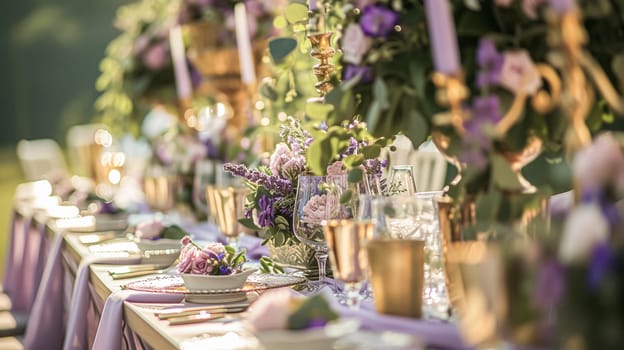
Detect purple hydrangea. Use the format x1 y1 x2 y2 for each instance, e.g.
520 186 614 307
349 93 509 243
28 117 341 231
476 39 504 88
588 243 615 290
533 259 565 309
343 64 373 83
359 4 399 38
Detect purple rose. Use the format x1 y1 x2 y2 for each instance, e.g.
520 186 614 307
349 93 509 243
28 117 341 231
359 5 399 38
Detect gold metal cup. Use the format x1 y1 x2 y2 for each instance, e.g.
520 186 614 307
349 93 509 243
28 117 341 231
143 175 178 212
205 185 248 245
323 220 374 283
367 239 425 318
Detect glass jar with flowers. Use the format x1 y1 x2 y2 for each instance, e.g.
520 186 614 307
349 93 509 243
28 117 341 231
224 116 387 278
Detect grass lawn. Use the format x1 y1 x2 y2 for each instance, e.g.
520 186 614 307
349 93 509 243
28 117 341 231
0 147 24 278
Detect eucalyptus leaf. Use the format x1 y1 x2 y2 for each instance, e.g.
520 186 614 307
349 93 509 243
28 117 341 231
340 190 353 204
268 37 298 64
308 136 334 175
305 102 334 121
491 154 524 191
285 3 308 24
361 144 382 159
347 168 363 183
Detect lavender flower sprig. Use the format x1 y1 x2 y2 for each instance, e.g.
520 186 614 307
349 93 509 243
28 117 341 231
224 163 293 195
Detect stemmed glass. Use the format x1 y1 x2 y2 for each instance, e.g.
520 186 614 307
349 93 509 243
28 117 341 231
205 185 248 250
292 175 330 285
143 164 178 214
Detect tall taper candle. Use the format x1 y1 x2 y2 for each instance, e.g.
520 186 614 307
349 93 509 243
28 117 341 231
424 0 460 75
234 2 256 85
169 25 193 100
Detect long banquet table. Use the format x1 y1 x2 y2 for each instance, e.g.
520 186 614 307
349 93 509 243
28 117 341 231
4 192 470 350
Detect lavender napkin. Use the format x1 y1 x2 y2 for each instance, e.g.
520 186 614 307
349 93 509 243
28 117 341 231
92 290 184 350
63 255 141 350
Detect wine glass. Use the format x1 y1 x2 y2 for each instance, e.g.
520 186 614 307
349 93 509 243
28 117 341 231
323 219 374 309
387 165 418 195
292 175 331 285
205 185 248 250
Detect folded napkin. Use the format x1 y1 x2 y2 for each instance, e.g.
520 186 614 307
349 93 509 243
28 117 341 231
238 235 269 260
92 290 184 350
63 255 141 350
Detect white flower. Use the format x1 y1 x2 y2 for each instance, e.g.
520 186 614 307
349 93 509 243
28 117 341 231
342 24 372 65
559 203 609 263
499 50 542 95
141 107 176 140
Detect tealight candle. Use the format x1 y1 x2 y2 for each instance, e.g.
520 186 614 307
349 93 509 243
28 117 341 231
234 2 256 85
424 0 460 75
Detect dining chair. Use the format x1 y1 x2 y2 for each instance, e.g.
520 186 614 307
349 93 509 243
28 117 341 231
409 141 448 192
16 139 68 181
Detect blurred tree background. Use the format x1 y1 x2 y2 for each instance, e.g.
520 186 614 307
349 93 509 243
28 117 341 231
0 0 128 275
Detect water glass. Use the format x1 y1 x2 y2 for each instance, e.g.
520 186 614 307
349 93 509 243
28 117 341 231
387 165 417 195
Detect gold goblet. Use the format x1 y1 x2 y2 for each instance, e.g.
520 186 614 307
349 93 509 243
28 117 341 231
143 170 178 213
323 219 374 309
205 185 248 249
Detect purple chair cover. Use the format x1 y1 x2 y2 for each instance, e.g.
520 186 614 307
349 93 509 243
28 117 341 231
3 211 48 313
92 290 184 350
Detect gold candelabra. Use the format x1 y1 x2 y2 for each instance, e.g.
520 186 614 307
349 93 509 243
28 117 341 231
308 0 335 101
548 7 624 152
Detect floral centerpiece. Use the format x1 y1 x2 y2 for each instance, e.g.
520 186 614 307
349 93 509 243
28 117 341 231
305 0 624 227
224 117 386 247
177 236 247 275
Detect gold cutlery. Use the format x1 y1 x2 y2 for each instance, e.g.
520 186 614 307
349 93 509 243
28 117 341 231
167 312 225 326
109 265 172 280
155 303 249 320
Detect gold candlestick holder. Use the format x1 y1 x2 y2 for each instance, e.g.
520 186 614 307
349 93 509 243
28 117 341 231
307 31 335 101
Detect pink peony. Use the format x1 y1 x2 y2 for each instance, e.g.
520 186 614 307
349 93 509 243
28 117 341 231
342 24 372 65
574 133 624 192
499 50 542 95
247 288 294 331
135 219 165 240
269 143 305 179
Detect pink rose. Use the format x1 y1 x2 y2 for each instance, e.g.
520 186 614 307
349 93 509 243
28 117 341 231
177 245 196 273
499 50 542 95
191 250 214 274
342 24 372 65
247 288 294 331
135 219 165 240
203 242 226 257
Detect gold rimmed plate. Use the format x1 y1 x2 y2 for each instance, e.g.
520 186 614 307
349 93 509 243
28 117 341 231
123 274 306 303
